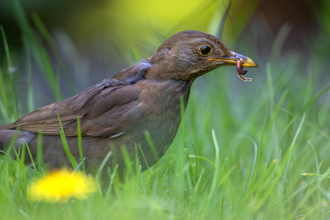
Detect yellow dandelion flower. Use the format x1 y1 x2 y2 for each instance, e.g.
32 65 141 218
28 169 97 203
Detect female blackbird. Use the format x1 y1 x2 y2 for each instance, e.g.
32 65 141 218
0 30 257 176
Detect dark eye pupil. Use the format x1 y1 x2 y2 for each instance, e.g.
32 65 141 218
200 46 211 55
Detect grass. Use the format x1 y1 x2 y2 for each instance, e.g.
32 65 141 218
1 0 330 219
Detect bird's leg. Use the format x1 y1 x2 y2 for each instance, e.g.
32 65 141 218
236 59 252 82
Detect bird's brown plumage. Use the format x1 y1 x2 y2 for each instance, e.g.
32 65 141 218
0 30 258 178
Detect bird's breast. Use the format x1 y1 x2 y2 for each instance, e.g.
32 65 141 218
133 79 192 153
136 80 191 114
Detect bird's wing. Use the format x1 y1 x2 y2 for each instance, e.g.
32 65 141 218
0 79 142 137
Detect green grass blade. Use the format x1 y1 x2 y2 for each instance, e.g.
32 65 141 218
57 114 78 169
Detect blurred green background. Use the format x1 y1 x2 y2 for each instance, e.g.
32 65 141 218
0 0 325 108
1 0 330 219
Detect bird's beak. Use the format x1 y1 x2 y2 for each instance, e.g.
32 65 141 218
209 51 258 68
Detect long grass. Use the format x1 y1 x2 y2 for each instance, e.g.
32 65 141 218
1 0 330 219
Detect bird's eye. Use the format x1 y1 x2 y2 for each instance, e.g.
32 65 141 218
199 45 212 56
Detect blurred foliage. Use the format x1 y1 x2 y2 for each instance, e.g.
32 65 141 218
0 0 261 59
0 0 262 109
1 0 330 219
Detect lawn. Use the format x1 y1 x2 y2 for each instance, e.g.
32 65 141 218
1 0 330 219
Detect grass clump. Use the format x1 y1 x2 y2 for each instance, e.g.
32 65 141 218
1 0 330 219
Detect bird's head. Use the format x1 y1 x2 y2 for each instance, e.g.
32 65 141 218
145 30 258 81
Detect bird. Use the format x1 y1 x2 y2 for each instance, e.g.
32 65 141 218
0 30 258 178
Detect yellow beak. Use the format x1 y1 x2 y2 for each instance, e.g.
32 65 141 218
209 51 258 68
